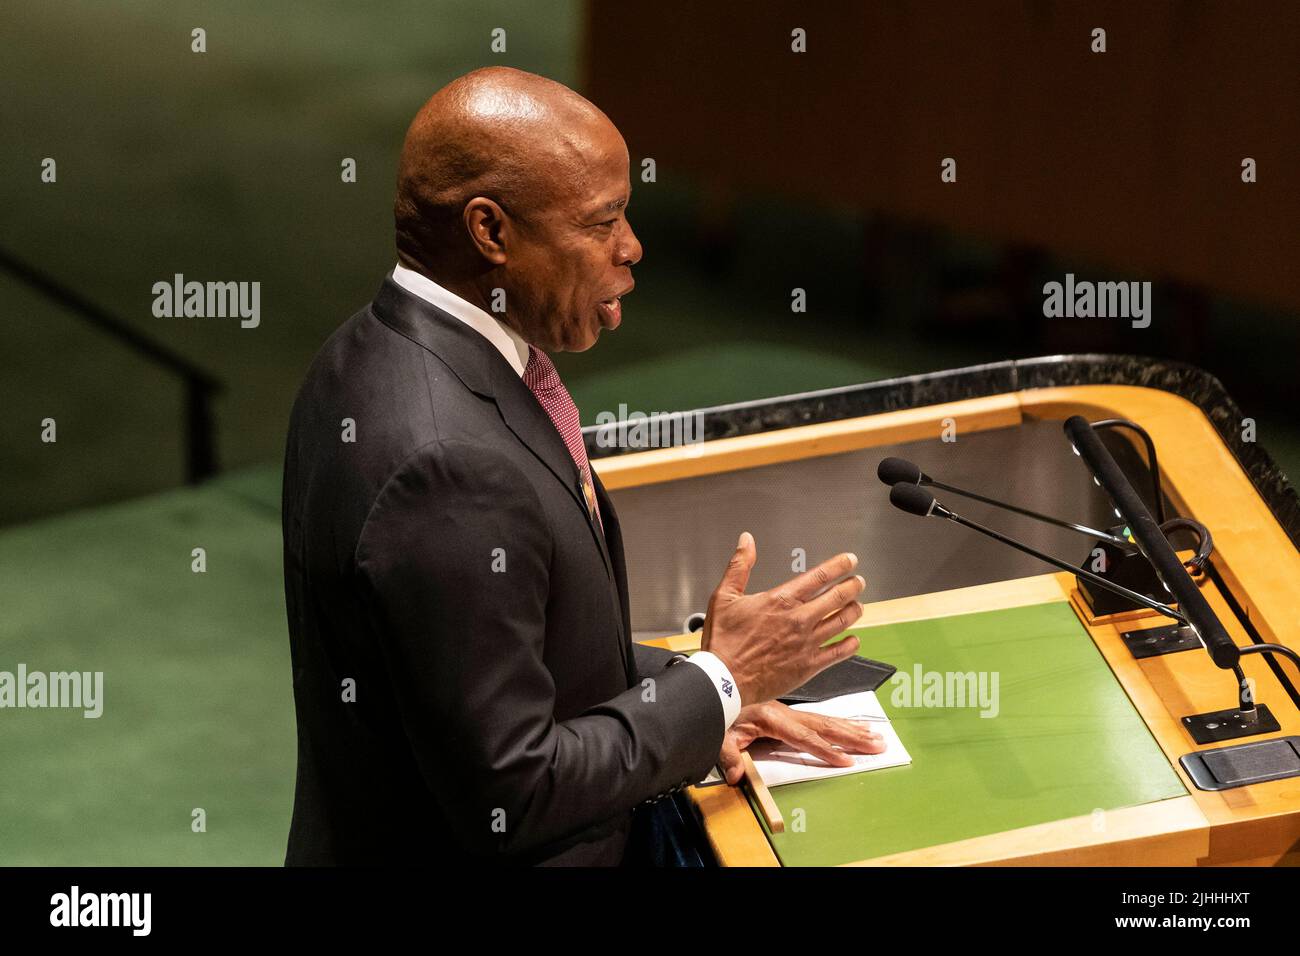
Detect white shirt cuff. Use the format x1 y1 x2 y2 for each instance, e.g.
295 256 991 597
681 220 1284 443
684 651 742 731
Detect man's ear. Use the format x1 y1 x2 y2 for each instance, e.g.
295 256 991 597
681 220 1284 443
463 197 509 265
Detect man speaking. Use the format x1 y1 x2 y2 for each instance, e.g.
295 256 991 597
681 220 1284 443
281 67 879 866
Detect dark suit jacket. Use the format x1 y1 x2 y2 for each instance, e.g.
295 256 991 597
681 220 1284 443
281 275 724 865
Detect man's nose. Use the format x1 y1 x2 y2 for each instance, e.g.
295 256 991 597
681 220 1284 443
616 220 643 267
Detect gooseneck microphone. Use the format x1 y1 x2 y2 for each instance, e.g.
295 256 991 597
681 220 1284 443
878 457 1129 547
888 482 1185 622
1063 415 1240 669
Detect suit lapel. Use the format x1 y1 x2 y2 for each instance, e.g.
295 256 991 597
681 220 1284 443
592 469 636 687
371 276 617 585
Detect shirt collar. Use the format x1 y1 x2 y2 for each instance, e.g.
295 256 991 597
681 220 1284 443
390 262 529 377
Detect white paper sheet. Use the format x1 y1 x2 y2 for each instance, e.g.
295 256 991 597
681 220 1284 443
749 690 912 787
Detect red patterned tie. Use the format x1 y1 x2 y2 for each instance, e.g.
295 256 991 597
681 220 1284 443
523 345 603 533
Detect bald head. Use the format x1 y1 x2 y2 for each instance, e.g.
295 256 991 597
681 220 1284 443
390 67 643 353
395 67 610 269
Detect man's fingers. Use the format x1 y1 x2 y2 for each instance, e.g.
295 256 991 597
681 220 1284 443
814 716 888 755
810 601 866 645
719 736 745 786
800 574 866 624
785 728 855 769
778 551 858 603
717 531 757 597
811 632 861 673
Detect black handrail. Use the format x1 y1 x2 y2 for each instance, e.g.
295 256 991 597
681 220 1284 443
0 247 221 483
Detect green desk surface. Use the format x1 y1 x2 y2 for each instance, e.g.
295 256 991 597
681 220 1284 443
760 601 1187 866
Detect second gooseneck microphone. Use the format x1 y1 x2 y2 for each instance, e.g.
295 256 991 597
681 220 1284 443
887 482 1185 623
878 456 1129 547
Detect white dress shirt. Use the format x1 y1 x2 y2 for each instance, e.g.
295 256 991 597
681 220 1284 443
389 263 742 733
391 262 529 374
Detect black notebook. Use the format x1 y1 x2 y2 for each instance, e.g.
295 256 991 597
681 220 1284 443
778 656 898 705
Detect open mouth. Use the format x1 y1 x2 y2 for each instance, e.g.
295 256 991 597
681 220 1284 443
598 285 632 328
597 295 622 327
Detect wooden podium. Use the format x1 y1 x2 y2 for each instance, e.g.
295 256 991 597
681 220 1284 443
589 357 1300 866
